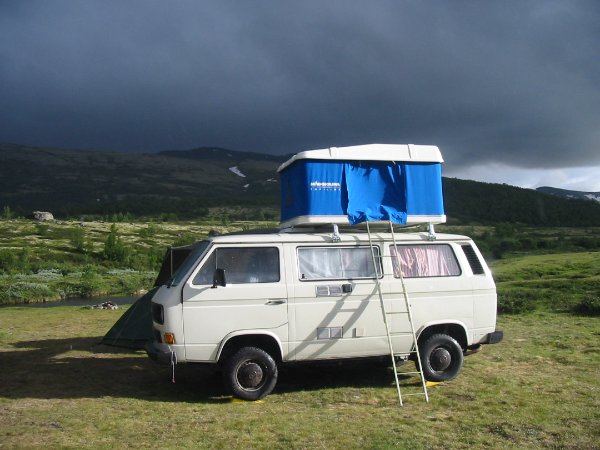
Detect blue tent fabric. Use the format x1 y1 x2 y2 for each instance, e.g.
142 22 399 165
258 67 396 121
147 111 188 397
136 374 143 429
404 163 444 216
344 162 407 225
279 158 444 226
281 160 346 221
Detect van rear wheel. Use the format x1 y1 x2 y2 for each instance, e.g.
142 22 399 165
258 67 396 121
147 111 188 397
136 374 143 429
417 334 463 382
223 347 278 401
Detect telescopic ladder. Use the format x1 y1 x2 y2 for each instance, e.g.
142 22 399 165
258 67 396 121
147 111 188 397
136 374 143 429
366 220 429 406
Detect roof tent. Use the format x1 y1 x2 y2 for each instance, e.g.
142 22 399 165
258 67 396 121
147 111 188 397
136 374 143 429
277 144 446 228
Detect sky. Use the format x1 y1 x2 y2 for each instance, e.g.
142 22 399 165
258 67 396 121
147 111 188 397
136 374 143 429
1 1 599 191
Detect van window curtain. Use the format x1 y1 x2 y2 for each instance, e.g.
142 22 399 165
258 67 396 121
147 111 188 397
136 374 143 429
390 245 460 278
298 247 380 280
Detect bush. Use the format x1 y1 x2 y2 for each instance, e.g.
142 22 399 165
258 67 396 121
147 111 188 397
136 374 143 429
573 296 600 316
2 206 13 220
0 249 17 272
78 266 102 297
17 247 30 271
497 291 537 314
4 281 52 302
172 233 198 247
103 224 129 262
138 223 158 238
70 227 86 253
36 223 50 237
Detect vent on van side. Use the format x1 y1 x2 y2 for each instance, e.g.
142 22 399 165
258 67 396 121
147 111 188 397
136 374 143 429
316 285 343 297
461 244 485 275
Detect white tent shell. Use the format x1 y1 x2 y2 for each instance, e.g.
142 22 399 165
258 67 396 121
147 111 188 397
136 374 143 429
277 144 444 172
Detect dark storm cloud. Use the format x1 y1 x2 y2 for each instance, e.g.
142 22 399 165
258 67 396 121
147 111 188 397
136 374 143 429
1 0 599 173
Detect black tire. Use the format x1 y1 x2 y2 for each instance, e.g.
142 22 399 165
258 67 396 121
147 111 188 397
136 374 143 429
417 333 464 382
223 347 278 400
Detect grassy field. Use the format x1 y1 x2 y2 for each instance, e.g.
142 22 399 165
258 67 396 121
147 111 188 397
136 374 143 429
0 306 598 449
1 220 599 447
492 251 600 314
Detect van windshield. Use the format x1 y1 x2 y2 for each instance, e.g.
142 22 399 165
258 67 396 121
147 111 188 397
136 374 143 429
168 240 211 287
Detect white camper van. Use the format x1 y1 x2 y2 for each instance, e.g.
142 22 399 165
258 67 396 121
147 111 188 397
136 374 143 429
146 144 502 400
146 227 503 400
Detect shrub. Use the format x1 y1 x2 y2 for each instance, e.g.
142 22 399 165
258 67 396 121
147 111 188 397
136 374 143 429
79 266 102 297
572 296 600 316
497 291 537 314
0 249 17 273
4 281 52 302
17 247 30 271
172 233 197 247
35 223 50 237
70 227 86 253
103 224 129 262
2 206 13 220
138 223 160 238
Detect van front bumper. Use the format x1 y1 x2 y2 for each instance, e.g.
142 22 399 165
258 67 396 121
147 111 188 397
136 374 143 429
146 340 175 365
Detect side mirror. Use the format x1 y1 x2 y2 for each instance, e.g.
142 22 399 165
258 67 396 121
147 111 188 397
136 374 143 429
212 268 226 288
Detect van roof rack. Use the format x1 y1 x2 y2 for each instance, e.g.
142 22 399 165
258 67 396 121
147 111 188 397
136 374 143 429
277 221 431 235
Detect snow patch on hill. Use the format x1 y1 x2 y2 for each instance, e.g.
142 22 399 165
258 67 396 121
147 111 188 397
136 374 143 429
228 166 246 178
584 194 600 203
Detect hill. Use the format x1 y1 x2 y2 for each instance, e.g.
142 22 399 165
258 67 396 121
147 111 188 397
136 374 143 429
2 143 600 225
443 178 600 226
536 186 600 203
0 143 281 218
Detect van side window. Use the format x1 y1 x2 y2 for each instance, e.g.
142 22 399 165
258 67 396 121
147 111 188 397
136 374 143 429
297 246 381 280
192 247 280 285
390 244 461 278
461 244 485 275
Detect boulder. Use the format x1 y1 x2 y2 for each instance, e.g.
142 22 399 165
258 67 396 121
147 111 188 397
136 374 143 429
32 211 54 221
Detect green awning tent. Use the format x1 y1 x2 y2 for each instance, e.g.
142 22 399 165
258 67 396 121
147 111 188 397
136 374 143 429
100 287 158 349
101 244 196 349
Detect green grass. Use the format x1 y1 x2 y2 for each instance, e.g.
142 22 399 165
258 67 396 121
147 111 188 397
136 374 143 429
491 251 600 314
0 307 598 448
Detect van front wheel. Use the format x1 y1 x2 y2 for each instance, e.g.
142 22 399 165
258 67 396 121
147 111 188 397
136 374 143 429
418 334 463 382
223 347 278 401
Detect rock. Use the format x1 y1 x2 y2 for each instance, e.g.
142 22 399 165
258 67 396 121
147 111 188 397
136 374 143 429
87 301 119 310
32 211 54 221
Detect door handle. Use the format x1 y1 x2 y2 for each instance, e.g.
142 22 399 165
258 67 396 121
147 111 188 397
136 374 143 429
266 299 286 305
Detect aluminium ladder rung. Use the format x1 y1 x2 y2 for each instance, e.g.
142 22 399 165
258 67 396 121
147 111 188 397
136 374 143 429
396 370 423 376
393 351 418 356
389 331 416 336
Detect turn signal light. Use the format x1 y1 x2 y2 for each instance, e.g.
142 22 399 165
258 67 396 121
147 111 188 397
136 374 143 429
164 333 175 345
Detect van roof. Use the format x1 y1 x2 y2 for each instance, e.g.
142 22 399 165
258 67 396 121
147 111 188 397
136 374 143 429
207 228 471 245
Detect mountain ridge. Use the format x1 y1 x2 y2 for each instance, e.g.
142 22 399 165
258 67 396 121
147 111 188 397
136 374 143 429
536 186 600 203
